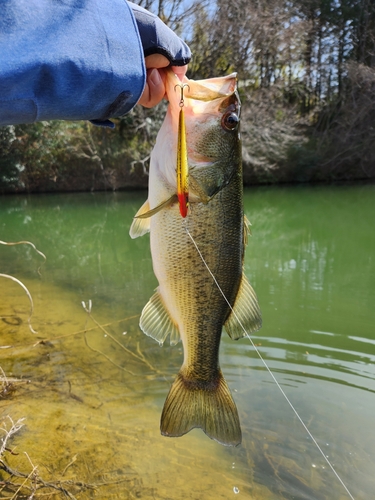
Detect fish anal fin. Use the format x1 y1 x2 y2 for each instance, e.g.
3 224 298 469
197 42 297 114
160 371 241 447
224 274 262 340
140 290 180 346
129 199 151 239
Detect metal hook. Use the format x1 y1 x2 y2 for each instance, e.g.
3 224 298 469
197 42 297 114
174 83 190 107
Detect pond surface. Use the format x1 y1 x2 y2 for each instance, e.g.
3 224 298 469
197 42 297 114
0 184 374 499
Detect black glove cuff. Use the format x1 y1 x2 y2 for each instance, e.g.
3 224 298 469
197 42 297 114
129 2 191 66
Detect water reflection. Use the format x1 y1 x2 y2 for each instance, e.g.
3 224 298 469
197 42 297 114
1 184 375 499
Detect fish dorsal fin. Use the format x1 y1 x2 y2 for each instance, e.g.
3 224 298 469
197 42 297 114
140 289 180 346
129 199 151 239
224 274 262 340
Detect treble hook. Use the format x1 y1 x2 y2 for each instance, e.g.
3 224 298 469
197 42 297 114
174 83 190 107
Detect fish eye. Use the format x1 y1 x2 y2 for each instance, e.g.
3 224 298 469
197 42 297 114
221 111 239 131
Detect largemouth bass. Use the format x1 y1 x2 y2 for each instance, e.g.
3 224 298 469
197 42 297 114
130 70 261 446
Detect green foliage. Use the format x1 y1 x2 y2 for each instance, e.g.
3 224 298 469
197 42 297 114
1 0 375 190
0 126 22 191
0 103 165 192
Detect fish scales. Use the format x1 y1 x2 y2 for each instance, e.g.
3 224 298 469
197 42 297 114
130 70 261 446
153 195 242 375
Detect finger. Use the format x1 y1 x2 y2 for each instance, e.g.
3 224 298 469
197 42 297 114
171 64 188 81
145 55 188 79
138 68 166 108
144 53 170 69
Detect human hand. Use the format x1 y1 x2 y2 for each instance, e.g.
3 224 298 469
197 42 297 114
128 2 191 108
138 55 188 108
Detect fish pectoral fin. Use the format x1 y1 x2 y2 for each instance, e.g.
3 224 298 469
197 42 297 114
224 274 262 340
135 194 177 219
161 370 242 446
139 289 180 346
129 199 151 239
243 215 252 247
189 173 212 203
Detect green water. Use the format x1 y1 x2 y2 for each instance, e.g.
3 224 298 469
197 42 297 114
0 184 374 499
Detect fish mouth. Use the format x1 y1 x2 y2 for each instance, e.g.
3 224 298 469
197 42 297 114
219 92 241 116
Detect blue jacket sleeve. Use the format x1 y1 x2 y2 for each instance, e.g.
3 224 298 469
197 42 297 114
0 0 146 126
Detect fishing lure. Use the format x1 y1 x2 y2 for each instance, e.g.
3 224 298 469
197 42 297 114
175 83 190 218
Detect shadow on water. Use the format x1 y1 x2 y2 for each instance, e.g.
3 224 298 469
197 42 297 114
1 185 374 499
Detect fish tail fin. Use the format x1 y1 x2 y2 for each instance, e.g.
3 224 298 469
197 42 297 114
160 371 242 446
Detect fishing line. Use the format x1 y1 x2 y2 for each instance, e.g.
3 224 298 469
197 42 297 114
184 223 355 500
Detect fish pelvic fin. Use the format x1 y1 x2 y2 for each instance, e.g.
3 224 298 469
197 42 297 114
224 274 262 340
160 371 242 447
129 199 151 239
140 289 180 346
